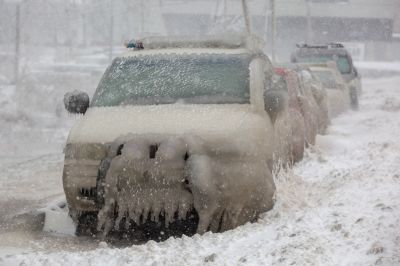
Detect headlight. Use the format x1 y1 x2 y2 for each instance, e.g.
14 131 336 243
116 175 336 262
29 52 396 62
64 143 107 160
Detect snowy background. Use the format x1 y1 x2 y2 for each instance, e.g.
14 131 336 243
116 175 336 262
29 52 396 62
1 0 400 265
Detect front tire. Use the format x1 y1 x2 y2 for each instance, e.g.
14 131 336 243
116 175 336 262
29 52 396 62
76 211 98 236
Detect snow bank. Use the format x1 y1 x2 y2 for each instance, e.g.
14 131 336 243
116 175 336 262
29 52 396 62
355 61 400 78
355 61 400 73
40 200 76 236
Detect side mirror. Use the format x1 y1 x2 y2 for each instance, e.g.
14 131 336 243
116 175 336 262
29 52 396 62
64 90 90 114
264 89 287 124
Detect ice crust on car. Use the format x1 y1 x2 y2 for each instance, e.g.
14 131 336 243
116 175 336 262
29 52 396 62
97 138 193 234
67 105 272 153
64 37 277 237
140 35 246 49
97 134 275 235
129 34 264 52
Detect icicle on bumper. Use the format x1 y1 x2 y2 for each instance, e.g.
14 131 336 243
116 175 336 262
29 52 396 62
97 135 276 236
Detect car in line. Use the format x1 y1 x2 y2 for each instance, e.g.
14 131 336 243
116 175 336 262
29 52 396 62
291 43 361 110
273 64 329 146
269 67 307 164
63 35 283 240
285 64 330 135
309 63 351 118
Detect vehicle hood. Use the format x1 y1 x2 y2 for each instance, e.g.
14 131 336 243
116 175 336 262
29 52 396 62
67 104 272 147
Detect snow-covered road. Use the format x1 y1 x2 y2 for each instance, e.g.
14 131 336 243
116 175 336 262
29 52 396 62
1 76 400 265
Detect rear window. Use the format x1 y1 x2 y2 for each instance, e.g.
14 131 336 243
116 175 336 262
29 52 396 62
91 53 252 107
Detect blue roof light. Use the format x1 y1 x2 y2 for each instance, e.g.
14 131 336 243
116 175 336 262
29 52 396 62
125 40 144 50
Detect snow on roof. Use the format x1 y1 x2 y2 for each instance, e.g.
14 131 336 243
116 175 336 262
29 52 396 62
122 48 251 57
125 34 264 53
140 35 245 49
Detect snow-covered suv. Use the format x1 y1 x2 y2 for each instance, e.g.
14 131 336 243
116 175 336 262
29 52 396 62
291 43 361 110
63 35 279 238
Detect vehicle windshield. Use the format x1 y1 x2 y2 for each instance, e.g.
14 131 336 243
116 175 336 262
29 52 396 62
295 54 351 74
91 53 252 107
312 70 337 89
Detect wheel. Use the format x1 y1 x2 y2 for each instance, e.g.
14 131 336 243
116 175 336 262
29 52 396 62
76 211 98 236
350 87 359 110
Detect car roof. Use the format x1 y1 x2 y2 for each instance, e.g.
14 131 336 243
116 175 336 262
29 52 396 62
291 43 350 58
124 34 264 55
140 35 247 49
121 47 252 58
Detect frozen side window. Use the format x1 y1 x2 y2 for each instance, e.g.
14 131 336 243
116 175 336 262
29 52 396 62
335 55 351 74
91 53 251 106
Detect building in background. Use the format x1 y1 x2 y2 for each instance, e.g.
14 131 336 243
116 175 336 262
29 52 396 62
0 0 399 62
161 0 400 61
272 0 400 61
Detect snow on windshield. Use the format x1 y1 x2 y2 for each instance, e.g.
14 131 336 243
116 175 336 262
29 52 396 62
91 53 252 107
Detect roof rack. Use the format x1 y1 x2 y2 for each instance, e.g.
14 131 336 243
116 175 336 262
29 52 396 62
124 35 245 50
296 42 345 49
327 42 344 48
124 34 264 51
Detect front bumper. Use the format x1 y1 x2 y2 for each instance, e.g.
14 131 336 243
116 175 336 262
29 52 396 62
63 134 274 230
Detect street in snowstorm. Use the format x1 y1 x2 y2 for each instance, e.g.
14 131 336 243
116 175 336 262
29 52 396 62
0 0 399 265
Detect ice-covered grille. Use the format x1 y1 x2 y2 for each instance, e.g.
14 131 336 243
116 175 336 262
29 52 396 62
79 187 97 199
